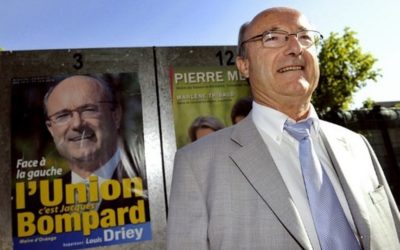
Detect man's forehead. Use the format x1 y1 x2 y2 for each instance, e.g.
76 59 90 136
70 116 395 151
54 77 103 95
48 77 106 105
246 8 312 35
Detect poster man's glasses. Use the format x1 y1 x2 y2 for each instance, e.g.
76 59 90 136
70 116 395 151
47 101 114 126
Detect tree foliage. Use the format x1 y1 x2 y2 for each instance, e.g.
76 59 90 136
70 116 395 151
313 27 381 114
362 97 376 109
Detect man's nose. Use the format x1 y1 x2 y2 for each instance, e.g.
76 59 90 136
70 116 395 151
284 35 303 56
70 111 84 128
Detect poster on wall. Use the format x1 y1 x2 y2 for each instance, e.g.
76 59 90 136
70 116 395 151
11 72 151 249
170 66 251 148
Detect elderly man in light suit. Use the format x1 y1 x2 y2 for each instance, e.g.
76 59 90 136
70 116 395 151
167 7 400 250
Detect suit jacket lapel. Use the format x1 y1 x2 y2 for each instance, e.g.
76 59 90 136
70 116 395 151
229 117 312 249
319 122 371 249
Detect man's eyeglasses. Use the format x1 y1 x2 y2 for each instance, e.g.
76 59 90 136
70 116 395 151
47 101 114 126
241 30 323 50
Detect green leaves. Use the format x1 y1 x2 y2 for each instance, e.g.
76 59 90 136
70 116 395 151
314 27 381 114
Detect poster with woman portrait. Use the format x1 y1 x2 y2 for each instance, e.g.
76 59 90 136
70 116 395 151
170 66 251 148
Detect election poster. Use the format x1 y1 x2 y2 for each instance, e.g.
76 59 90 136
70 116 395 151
170 66 251 148
11 73 151 249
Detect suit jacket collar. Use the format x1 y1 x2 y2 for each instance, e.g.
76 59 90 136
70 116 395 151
229 115 313 249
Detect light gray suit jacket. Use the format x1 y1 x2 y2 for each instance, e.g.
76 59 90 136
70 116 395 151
167 116 400 250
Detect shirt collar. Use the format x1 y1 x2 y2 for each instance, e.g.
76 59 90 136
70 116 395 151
71 149 121 183
252 101 320 143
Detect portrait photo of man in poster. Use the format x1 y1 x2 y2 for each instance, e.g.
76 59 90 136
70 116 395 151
44 75 147 211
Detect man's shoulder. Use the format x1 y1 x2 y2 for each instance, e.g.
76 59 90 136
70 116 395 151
178 116 258 155
319 119 359 136
179 125 236 153
319 119 367 148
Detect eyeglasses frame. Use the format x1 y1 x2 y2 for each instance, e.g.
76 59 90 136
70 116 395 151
46 100 116 125
240 29 323 51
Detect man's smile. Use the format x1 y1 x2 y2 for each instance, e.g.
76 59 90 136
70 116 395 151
277 65 304 73
69 130 95 142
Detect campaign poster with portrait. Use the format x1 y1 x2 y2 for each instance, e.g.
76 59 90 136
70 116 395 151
170 66 251 148
11 73 151 249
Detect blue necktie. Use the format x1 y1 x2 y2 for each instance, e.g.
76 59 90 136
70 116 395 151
284 119 360 250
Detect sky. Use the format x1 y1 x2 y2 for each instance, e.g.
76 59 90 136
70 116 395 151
1 0 399 108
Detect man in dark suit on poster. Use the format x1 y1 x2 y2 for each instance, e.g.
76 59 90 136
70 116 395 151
43 74 148 217
12 74 151 247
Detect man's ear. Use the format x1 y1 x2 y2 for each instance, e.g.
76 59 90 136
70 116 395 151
236 56 249 78
46 120 54 136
